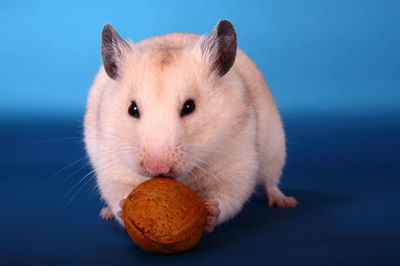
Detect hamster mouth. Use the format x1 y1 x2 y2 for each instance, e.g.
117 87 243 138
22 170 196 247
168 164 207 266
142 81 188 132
138 167 178 179
152 174 176 179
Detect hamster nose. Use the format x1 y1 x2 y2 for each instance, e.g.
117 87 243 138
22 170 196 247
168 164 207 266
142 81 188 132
142 158 173 177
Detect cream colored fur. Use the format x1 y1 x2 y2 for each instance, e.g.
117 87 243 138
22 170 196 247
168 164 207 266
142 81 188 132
84 28 296 227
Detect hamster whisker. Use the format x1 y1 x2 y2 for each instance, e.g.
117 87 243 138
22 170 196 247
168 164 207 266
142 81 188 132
187 143 229 159
25 137 84 146
186 153 222 187
185 150 217 172
63 168 97 204
88 146 138 156
61 155 122 207
193 161 222 187
187 159 212 189
189 167 202 189
64 173 95 207
51 161 92 199
102 131 139 147
66 149 130 205
30 155 91 200
24 127 139 148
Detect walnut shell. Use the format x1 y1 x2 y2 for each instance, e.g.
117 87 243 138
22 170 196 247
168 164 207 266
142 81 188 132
123 178 207 254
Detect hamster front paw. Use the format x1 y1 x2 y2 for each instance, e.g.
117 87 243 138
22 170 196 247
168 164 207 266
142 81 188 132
100 206 114 220
99 200 126 226
204 199 220 233
117 199 126 219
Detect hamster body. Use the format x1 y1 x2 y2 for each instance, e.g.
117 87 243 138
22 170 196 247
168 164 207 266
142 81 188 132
84 20 297 231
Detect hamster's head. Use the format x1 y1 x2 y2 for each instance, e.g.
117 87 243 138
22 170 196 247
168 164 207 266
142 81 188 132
98 20 251 181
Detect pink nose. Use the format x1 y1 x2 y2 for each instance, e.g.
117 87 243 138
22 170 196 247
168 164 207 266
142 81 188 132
142 158 172 177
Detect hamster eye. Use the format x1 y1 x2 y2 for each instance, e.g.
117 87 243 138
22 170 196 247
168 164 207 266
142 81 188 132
128 101 140 118
180 99 195 117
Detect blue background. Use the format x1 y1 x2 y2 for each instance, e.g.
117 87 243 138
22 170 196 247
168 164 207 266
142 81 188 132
1 0 399 265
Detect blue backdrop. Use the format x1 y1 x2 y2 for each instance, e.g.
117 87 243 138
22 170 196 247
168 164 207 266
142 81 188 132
1 0 399 115
1 1 399 265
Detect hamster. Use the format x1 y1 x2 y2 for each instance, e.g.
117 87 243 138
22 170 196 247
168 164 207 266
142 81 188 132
84 20 297 232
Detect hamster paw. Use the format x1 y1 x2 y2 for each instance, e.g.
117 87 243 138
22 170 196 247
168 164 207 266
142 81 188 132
117 199 126 219
100 206 114 220
266 187 298 208
204 199 220 233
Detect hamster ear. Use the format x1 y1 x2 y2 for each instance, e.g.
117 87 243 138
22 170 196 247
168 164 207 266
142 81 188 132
101 24 131 80
200 20 237 76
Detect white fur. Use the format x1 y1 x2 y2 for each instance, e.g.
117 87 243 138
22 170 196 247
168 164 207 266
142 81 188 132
84 28 296 226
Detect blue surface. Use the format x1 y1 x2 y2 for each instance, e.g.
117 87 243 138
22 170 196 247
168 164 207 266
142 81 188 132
1 0 400 265
1 113 400 265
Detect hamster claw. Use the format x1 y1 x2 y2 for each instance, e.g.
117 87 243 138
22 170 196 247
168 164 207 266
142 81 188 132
119 199 126 208
100 206 115 220
100 199 126 221
117 199 126 219
204 200 220 233
266 187 298 208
